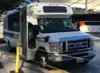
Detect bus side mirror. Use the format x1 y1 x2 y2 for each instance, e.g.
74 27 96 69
33 25 40 35
44 36 50 42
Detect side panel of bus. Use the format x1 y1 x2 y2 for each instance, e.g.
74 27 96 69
4 11 20 47
85 22 100 33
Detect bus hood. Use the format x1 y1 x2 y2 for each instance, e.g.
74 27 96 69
38 31 92 42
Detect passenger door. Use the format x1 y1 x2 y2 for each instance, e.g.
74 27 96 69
20 7 27 59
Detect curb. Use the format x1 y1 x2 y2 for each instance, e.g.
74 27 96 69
93 36 100 41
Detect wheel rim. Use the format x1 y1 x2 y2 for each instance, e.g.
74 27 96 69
40 56 47 67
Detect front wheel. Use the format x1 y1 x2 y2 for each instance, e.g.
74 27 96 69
7 41 16 53
40 55 47 67
35 51 48 68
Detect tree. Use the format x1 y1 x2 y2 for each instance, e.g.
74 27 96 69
0 0 27 13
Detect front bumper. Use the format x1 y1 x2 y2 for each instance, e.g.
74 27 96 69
48 50 96 63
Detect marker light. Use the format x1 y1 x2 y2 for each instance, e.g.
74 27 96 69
56 4 59 6
53 4 55 5
49 4 52 6
49 4 59 6
35 4 38 6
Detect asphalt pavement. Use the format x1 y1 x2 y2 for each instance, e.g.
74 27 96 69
0 35 100 73
65 40 100 73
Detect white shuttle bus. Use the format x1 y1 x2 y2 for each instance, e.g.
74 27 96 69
4 2 95 67
80 21 100 33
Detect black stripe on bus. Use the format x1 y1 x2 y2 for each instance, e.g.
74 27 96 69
85 22 100 25
4 31 14 38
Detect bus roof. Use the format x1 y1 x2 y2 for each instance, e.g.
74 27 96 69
27 3 73 17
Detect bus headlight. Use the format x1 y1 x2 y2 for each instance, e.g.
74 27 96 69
49 43 61 53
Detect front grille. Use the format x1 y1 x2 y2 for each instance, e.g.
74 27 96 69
68 39 89 50
62 39 91 57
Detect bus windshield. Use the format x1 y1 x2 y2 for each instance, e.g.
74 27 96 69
38 18 77 33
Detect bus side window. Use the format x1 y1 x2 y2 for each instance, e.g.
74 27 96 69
8 12 20 32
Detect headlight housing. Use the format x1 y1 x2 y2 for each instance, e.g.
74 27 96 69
89 38 94 48
49 43 61 53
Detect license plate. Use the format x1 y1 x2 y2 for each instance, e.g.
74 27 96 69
76 58 84 63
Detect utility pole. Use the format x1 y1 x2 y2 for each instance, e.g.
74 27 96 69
85 0 88 13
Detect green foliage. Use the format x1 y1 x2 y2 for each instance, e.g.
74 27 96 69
0 0 26 13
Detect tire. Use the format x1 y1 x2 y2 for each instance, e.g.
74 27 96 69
35 51 48 68
40 55 47 67
80 60 89 65
7 41 16 53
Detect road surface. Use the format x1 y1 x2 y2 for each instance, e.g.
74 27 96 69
65 40 100 73
0 39 100 73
